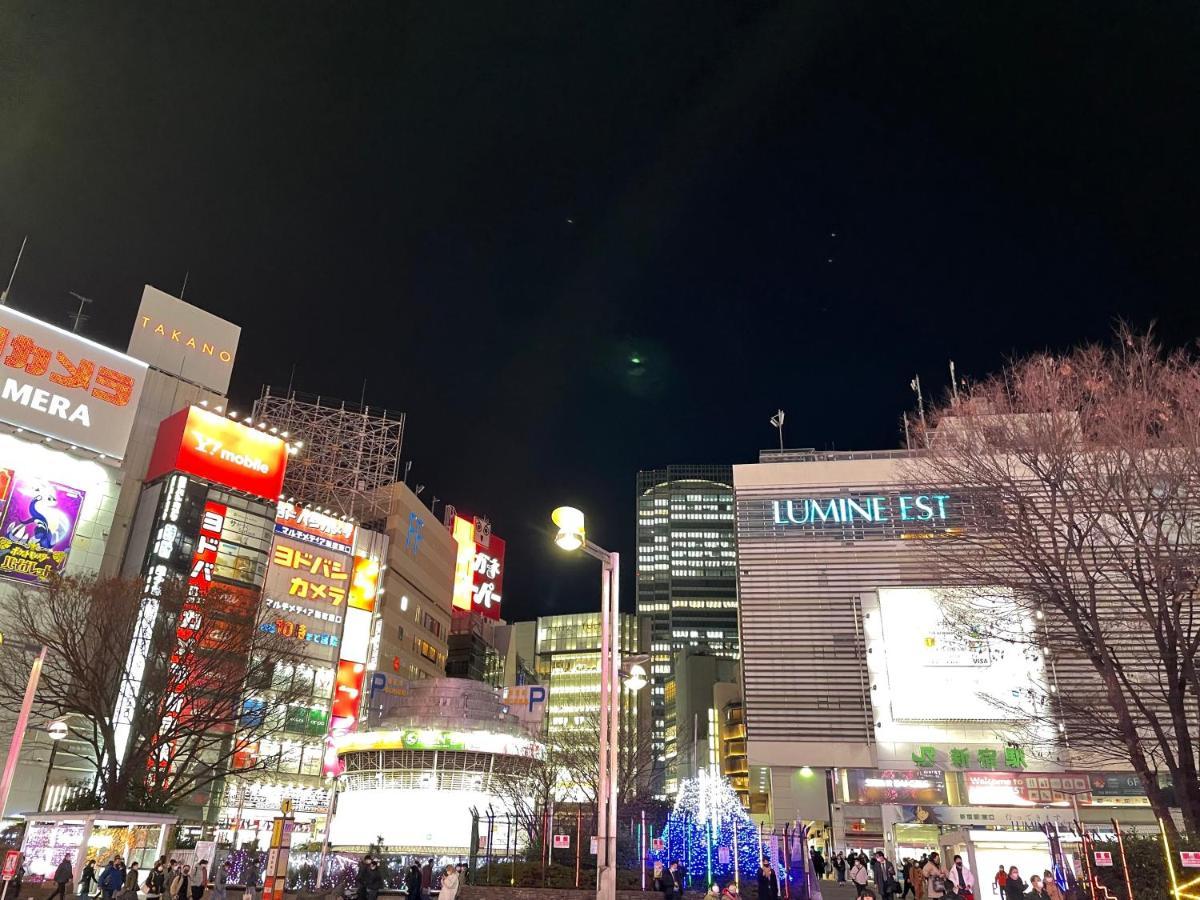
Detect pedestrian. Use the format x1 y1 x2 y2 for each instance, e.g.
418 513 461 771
653 862 671 900
170 865 191 900
994 866 1007 894
1026 875 1049 899
921 852 947 900
421 859 433 900
192 860 209 900
721 883 740 900
811 849 827 881
50 855 74 900
80 860 97 899
145 862 166 900
99 860 122 900
849 855 875 899
1001 867 1026 900
124 862 141 899
669 862 684 900
242 856 259 900
1042 870 1063 900
404 862 421 900
945 854 973 898
835 852 847 884
210 861 227 900
872 851 897 898
757 859 780 900
439 866 458 900
367 859 383 900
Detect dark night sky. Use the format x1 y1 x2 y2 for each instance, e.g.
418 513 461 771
2 3 1199 620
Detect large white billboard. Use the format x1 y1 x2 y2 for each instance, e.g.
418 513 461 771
876 587 1046 722
128 285 240 394
0 304 147 459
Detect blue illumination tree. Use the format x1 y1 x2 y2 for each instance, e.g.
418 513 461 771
650 771 764 888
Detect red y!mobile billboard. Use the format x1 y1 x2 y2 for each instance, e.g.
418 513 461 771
146 406 287 500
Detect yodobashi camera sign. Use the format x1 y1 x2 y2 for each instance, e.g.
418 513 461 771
128 285 241 394
0 304 147 459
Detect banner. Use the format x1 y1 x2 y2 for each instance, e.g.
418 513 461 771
0 474 85 584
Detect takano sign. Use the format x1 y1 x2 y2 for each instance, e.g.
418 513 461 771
145 406 287 501
0 304 147 459
128 286 241 394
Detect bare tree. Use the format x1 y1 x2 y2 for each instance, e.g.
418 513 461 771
906 329 1200 839
0 575 310 812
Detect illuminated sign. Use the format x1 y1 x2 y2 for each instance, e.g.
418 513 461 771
965 771 1092 807
146 406 287 500
269 541 350 604
275 500 356 553
0 304 147 458
263 598 343 625
772 493 952 526
332 727 543 759
450 515 505 621
0 471 85 585
258 619 340 646
128 285 241 394
846 768 947 805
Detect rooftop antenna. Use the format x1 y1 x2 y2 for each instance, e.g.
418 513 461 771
903 411 912 450
402 460 413 486
68 292 94 334
769 409 786 451
1 235 29 306
949 359 960 405
910 374 927 430
180 270 190 300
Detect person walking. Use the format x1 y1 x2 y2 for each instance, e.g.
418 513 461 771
99 860 122 900
833 853 846 884
921 852 947 900
145 863 166 900
653 863 671 900
404 861 422 900
669 862 685 900
124 863 141 899
1042 870 1064 900
849 855 875 899
872 851 897 898
1001 867 1026 900
439 866 458 900
242 857 259 900
49 856 74 900
170 866 191 900
945 855 973 898
720 884 740 900
994 866 1008 895
80 860 98 899
210 861 226 900
757 859 780 900
1026 875 1049 898
420 860 433 900
192 860 208 900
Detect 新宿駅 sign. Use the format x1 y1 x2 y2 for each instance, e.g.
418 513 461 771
772 493 953 526
0 304 147 459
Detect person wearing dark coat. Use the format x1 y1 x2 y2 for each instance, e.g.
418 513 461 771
49 856 73 900
99 861 123 900
872 852 896 898
1002 867 1027 900
757 859 780 900
404 863 422 900
80 861 97 899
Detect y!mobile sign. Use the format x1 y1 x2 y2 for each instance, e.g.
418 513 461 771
146 406 287 500
0 304 147 458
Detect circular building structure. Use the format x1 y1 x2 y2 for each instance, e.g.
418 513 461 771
329 677 542 853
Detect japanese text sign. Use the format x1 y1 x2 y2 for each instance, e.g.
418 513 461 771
0 472 85 585
0 304 147 458
450 515 505 620
275 499 356 553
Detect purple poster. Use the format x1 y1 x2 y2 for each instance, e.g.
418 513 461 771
0 475 86 584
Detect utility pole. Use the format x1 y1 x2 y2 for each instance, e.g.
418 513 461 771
1 236 28 306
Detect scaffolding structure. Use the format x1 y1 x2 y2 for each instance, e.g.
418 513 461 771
252 387 406 520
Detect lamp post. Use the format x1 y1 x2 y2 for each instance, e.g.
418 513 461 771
38 720 68 812
0 644 47 819
551 507 620 900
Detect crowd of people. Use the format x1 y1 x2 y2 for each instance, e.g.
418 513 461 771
810 848 1066 900
352 856 460 900
37 855 223 900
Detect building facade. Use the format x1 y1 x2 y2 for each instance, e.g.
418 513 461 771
636 466 738 792
734 448 1162 873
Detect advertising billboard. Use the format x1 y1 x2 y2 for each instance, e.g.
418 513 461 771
876 587 1045 722
964 771 1092 807
274 500 356 554
128 285 241 394
845 768 948 805
260 534 351 662
450 516 505 620
0 472 86 585
146 406 287 501
0 304 147 459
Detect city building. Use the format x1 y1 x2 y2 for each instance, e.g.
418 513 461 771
330 676 542 853
733 447 1162 873
665 647 739 795
636 466 738 792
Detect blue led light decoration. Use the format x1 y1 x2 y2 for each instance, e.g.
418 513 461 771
650 770 765 887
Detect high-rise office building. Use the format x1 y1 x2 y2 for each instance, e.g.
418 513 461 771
636 466 738 795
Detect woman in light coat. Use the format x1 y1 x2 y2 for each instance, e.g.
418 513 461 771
439 866 459 900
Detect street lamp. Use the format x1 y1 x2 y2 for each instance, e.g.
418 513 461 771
38 720 68 811
550 506 620 900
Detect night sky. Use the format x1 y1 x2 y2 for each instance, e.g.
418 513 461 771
2 3 1198 620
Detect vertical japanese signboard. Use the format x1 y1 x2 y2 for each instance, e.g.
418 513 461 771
450 515 505 621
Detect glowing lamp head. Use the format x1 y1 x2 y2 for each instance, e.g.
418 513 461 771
624 663 648 692
551 506 586 552
799 765 814 778
47 720 69 741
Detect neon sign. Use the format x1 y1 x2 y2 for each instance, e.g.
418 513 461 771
772 493 952 526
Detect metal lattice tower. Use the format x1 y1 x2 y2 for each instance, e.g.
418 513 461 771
252 387 405 519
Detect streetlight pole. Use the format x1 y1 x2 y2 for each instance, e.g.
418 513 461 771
0 646 47 819
38 721 68 812
551 508 622 900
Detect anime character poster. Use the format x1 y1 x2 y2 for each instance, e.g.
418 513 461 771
0 475 86 584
